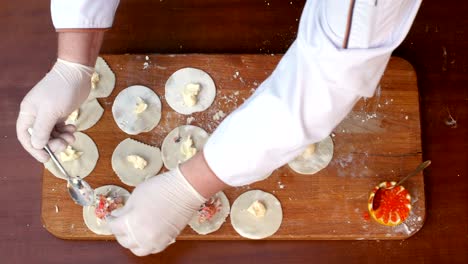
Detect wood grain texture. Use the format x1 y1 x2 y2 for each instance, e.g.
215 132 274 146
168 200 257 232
41 55 425 240
1 0 467 263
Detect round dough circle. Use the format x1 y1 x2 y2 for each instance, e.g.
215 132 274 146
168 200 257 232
65 99 104 131
88 57 116 100
165 67 216 115
189 191 230 235
111 138 163 186
161 125 209 170
230 190 283 239
44 132 99 180
288 136 334 175
112 85 162 135
83 185 130 235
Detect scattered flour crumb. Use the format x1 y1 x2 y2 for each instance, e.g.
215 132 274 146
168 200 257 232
278 182 285 189
55 205 59 213
417 216 422 221
143 62 149 70
234 91 240 96
405 115 409 120
331 133 336 137
145 55 149 61
445 109 457 128
186 116 195 124
233 71 240 79
71 224 75 229
253 81 259 86
213 110 226 121
250 88 255 94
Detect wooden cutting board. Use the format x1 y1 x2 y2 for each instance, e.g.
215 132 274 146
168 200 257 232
41 55 425 240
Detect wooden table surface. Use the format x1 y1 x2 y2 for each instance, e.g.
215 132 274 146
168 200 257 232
0 1 466 263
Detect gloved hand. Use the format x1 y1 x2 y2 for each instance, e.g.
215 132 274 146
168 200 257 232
16 59 94 162
107 167 206 256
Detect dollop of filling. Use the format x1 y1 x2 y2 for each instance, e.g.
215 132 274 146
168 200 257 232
127 155 148 170
66 109 79 124
91 72 100 89
94 194 124 220
247 200 266 218
301 143 316 159
180 135 197 160
134 97 148 114
197 197 221 223
183 83 201 107
59 146 83 162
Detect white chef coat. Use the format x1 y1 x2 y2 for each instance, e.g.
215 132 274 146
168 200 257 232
50 0 422 186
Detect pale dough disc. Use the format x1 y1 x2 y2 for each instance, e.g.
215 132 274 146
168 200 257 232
230 190 283 239
44 132 99 180
111 138 163 187
165 67 216 115
288 135 334 175
83 185 130 235
112 85 162 135
161 125 209 170
189 191 230 235
88 56 116 100
65 99 104 131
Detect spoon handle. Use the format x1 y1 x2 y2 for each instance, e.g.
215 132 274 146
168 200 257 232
396 160 431 187
43 144 72 180
27 128 72 180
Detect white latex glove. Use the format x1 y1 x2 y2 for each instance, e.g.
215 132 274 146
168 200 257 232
107 167 206 256
17 59 94 162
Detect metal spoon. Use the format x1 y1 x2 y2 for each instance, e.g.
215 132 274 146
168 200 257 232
372 160 431 211
28 128 94 206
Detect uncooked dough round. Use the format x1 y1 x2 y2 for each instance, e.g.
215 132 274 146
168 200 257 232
165 67 216 115
112 85 162 135
161 125 209 170
83 185 130 235
189 191 230 235
65 99 104 131
288 136 334 175
88 56 116 100
111 138 163 186
44 132 99 180
230 190 283 239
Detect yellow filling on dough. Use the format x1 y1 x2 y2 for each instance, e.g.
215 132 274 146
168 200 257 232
134 97 148 114
180 135 197 160
60 146 83 162
66 109 79 123
91 72 100 89
127 155 148 170
247 200 266 218
301 143 316 159
183 83 201 107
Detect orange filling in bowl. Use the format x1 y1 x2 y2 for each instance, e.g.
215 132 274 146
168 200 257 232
368 181 412 226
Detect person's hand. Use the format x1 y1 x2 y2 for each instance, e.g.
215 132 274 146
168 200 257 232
16 59 94 162
107 167 207 256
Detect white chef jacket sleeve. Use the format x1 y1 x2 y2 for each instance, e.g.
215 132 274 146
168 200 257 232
51 0 120 29
204 0 422 186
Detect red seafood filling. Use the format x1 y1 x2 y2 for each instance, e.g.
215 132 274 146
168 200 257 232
197 197 221 223
95 194 124 219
